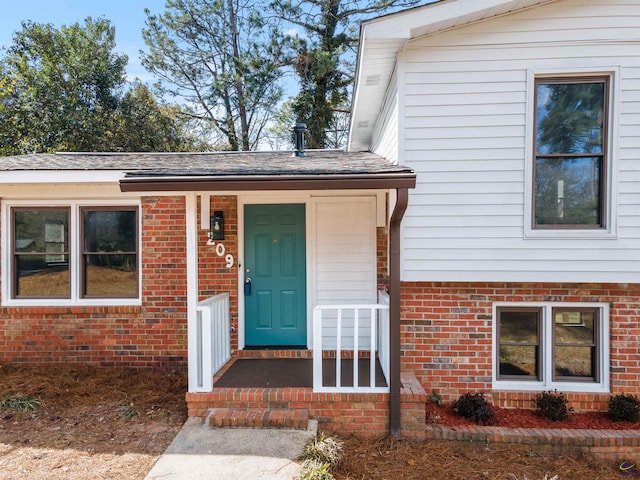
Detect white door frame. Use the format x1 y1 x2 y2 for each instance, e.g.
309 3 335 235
237 192 313 350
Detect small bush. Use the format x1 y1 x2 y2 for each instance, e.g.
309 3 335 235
609 394 640 422
0 394 41 412
453 392 497 425
297 459 333 480
297 434 344 480
535 390 573 421
300 433 344 466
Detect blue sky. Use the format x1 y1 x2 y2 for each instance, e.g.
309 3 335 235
0 0 166 82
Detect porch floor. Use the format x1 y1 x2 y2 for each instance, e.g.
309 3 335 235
213 357 387 388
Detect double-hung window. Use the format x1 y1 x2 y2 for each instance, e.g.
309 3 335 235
494 303 609 393
6 202 139 304
533 76 609 229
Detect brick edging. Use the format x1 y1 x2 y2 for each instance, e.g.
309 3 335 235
424 425 640 461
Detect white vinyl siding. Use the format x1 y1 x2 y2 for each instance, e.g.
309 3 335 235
312 197 377 349
397 0 640 283
371 70 399 163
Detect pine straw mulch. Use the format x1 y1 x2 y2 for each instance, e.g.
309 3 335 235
333 435 625 480
0 364 188 480
0 364 631 480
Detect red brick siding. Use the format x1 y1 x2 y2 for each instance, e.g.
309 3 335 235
197 196 239 351
401 282 640 411
0 196 190 371
376 226 388 290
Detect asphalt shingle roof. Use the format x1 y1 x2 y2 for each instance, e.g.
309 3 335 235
0 151 413 177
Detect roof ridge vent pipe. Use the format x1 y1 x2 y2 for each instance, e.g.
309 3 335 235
292 123 307 157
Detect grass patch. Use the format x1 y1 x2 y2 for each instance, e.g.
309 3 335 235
118 403 141 419
0 394 42 412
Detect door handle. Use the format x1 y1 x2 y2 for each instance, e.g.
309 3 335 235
244 277 252 296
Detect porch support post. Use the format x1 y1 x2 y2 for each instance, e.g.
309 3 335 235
389 187 408 437
185 192 201 392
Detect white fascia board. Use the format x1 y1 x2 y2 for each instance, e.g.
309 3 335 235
348 0 553 152
0 170 125 184
362 0 551 40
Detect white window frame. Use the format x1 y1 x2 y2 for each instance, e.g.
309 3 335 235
523 67 619 240
492 302 610 393
2 199 142 307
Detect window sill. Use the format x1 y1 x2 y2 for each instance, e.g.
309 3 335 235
524 228 617 240
493 381 609 394
2 299 142 308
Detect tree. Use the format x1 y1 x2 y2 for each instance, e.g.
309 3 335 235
267 98 349 150
142 0 289 151
115 82 208 152
270 0 421 149
0 18 204 155
0 18 127 154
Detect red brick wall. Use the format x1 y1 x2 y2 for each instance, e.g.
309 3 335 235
401 282 640 411
0 196 191 372
376 226 388 291
198 196 239 351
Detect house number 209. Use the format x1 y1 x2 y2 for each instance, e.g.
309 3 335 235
214 243 234 269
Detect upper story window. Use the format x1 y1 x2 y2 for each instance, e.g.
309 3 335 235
5 202 139 305
533 76 609 229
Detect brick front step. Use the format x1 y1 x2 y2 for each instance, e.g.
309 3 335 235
205 408 309 429
186 372 428 436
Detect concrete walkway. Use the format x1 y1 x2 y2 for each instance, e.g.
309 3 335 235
144 417 318 480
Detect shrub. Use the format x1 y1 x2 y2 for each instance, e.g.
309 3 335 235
535 390 573 421
609 394 640 422
297 434 344 480
297 459 333 480
453 392 497 425
300 433 344 466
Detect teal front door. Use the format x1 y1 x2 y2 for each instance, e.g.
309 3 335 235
244 204 306 347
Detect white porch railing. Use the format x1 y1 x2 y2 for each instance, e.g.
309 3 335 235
312 292 390 393
192 293 230 392
377 290 391 383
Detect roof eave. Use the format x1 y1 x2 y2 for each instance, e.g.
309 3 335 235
119 173 417 192
348 0 555 151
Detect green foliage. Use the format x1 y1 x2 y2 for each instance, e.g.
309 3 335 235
297 459 333 480
115 82 206 152
300 433 344 465
430 390 443 406
118 403 141 419
453 392 497 425
608 393 640 423
0 394 42 412
0 18 126 154
0 18 202 155
535 390 573 421
297 433 344 480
